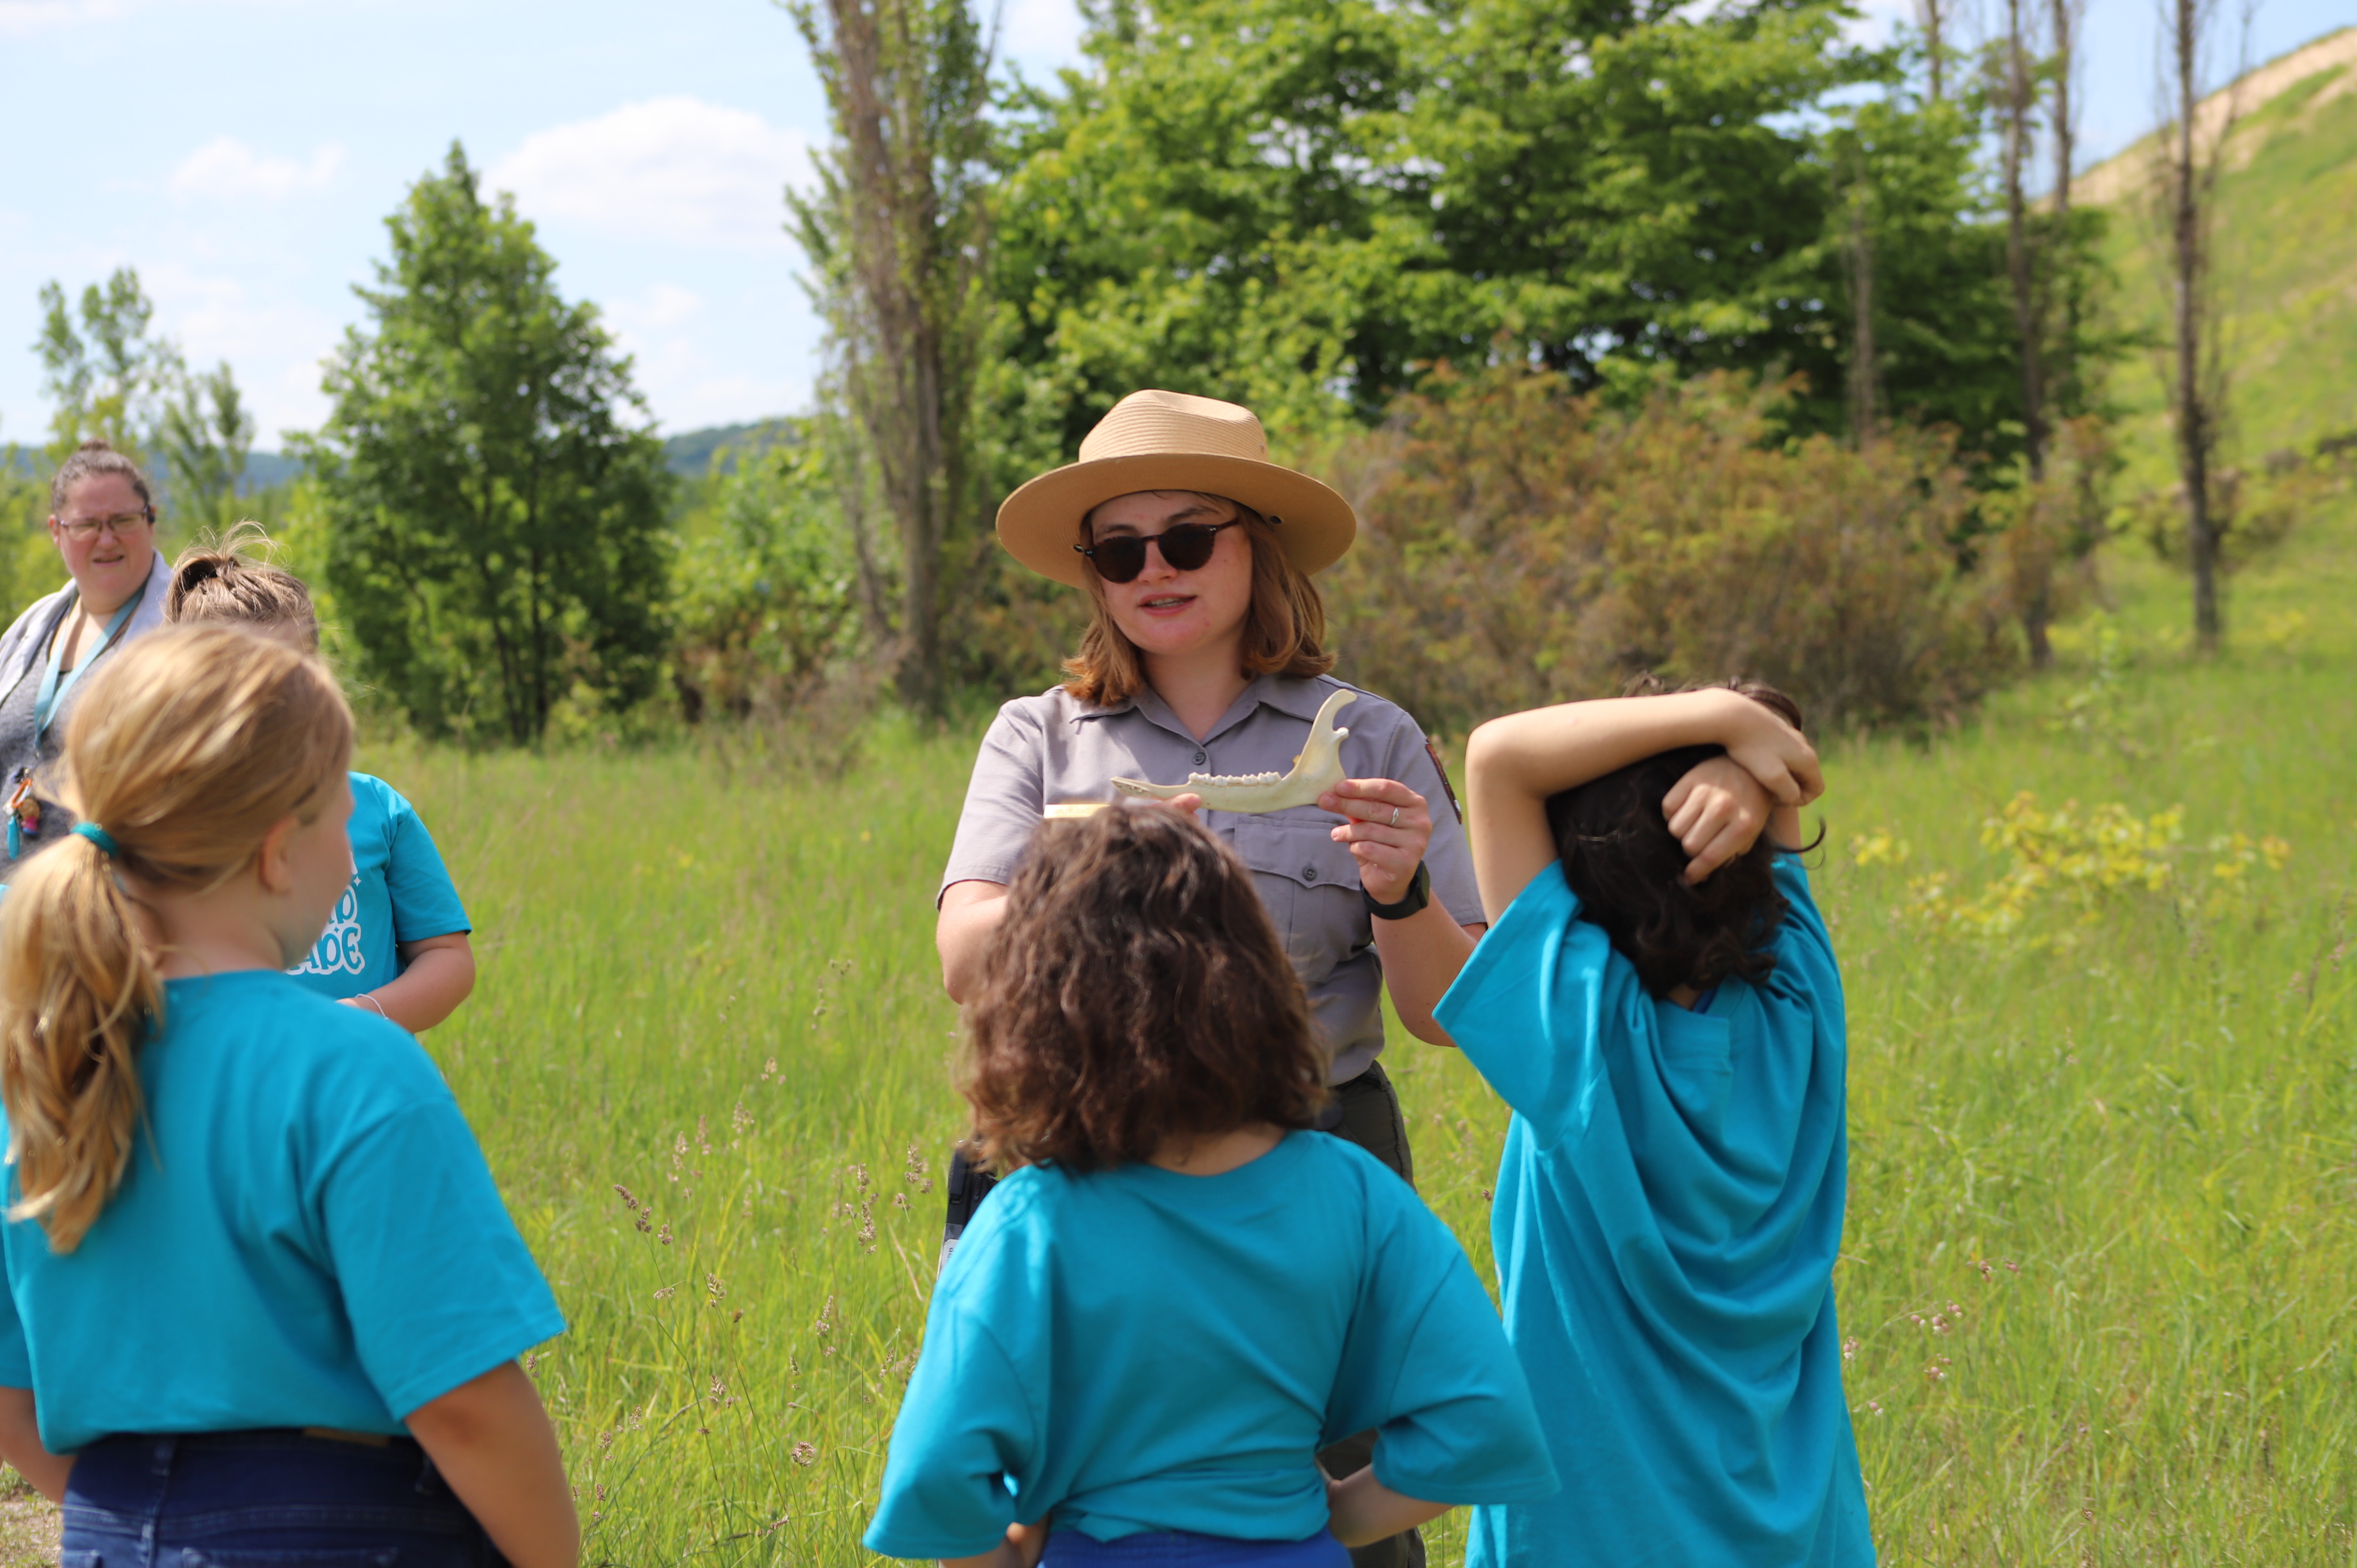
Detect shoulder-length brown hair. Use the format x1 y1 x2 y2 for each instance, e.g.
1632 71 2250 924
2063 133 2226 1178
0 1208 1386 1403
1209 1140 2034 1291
1061 496 1336 708
960 806 1329 1173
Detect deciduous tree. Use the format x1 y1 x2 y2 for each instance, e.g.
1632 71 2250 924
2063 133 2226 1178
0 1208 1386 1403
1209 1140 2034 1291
299 144 673 745
789 0 998 714
33 268 172 466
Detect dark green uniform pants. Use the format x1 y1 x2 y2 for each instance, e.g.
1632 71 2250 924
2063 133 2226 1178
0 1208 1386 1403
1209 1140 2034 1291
1318 1059 1427 1568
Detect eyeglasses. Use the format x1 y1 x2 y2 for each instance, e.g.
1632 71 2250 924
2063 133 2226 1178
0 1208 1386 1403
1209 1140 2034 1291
1074 521 1239 584
58 509 153 542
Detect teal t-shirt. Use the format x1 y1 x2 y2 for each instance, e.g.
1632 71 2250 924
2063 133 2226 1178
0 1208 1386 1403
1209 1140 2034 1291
865 1130 1558 1560
289 772 469 1000
1435 855 1874 1568
0 970 563 1452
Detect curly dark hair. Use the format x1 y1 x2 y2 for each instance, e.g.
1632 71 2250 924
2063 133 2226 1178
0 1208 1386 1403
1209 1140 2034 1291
961 806 1330 1173
1546 680 1811 999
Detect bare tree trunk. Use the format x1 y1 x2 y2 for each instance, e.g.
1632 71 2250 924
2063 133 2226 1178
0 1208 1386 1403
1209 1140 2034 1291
2051 0 2081 216
1845 181 1878 450
1917 0 1948 100
2000 0 2047 481
827 410 897 649
2156 0 2240 653
2045 0 2083 431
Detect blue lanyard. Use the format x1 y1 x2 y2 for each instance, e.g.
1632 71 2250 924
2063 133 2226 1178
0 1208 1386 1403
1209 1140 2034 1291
35 586 143 744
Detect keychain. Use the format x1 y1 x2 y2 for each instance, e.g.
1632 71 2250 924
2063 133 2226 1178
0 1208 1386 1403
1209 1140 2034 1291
6 768 40 859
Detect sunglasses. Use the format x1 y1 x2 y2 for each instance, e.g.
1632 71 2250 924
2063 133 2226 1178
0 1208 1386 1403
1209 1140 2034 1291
1073 521 1239 584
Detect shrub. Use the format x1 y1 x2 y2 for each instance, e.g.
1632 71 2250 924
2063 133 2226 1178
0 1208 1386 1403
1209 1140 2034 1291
1320 367 2020 735
669 440 861 725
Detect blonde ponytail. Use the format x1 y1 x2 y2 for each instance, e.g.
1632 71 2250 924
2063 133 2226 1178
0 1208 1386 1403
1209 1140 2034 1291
0 625 352 1251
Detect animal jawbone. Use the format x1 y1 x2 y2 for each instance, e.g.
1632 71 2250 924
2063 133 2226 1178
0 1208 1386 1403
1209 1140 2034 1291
1111 689 1358 814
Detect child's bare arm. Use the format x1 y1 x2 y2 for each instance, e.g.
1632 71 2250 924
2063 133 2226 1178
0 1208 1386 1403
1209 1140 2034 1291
347 933 474 1033
405 1360 578 1568
0 1387 71 1502
1325 1468 1450 1548
1465 691 1821 919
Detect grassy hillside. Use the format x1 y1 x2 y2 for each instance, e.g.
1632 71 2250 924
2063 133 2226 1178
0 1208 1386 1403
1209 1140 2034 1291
2093 31 2357 488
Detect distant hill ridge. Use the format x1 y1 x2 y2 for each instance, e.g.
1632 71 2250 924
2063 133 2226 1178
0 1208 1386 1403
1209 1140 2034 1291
9 422 795 489
2091 25 2357 483
2079 27 2357 207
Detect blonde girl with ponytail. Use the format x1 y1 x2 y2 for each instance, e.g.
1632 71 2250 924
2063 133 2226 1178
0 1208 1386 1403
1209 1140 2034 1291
0 625 576 1568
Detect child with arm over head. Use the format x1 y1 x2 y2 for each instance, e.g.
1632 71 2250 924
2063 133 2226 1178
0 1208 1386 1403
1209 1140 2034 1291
869 806 1558 1568
1439 681 1874 1568
165 529 474 1032
0 625 574 1567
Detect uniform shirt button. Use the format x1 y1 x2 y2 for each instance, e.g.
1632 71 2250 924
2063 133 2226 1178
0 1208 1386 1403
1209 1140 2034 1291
1193 750 1206 766
1303 865 1319 883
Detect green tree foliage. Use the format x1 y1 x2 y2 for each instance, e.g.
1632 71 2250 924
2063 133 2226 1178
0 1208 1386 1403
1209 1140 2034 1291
156 361 257 536
300 144 673 747
667 431 860 723
35 267 272 534
985 0 2117 475
0 421 52 624
34 268 174 465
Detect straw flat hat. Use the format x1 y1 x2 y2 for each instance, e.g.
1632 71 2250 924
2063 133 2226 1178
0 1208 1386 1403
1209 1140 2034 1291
996 390 1357 588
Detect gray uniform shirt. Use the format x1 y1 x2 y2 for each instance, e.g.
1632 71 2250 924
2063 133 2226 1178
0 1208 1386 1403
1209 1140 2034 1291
940 673 1482 1084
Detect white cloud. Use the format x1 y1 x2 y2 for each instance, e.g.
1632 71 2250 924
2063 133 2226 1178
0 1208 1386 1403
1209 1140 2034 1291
170 137 344 202
487 97 811 249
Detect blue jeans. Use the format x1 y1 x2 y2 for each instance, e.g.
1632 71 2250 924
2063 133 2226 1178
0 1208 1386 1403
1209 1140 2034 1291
1041 1528 1351 1567
61 1430 504 1568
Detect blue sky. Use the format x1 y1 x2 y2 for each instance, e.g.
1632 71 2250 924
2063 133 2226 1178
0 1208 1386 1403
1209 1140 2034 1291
1 0 2345 453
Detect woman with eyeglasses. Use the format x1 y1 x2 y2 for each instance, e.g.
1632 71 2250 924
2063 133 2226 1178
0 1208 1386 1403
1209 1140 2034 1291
0 441 174 867
934 391 1481 1568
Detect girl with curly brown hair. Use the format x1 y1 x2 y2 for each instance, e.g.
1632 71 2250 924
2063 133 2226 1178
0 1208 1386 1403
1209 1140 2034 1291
869 807 1556 1568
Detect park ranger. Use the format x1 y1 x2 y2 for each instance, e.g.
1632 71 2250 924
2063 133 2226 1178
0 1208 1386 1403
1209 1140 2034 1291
934 389 1486 1568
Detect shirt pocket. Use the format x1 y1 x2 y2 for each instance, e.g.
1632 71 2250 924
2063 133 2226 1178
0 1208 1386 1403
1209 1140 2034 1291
1226 813 1370 974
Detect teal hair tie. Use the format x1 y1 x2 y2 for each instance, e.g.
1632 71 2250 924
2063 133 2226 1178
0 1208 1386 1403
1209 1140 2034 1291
71 823 119 857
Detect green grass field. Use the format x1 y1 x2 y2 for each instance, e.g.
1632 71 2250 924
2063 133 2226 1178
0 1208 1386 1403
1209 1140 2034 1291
285 488 2355 1563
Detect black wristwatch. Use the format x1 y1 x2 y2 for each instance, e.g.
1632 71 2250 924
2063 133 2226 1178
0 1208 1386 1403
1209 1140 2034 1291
1364 860 1431 921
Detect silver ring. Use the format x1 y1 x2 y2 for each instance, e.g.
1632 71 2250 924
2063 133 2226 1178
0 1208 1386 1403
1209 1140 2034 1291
1389 807 1401 828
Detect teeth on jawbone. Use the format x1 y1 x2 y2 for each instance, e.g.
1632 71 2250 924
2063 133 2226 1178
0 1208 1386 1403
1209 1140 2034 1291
1108 689 1358 815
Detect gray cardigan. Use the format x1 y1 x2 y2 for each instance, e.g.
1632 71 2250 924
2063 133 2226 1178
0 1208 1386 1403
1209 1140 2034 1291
0 550 176 717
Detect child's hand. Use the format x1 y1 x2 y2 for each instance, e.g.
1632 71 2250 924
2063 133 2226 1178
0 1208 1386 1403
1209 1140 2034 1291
1663 757 1773 884
1006 1514 1052 1568
1716 691 1823 808
1325 1467 1450 1548
939 1516 1052 1568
